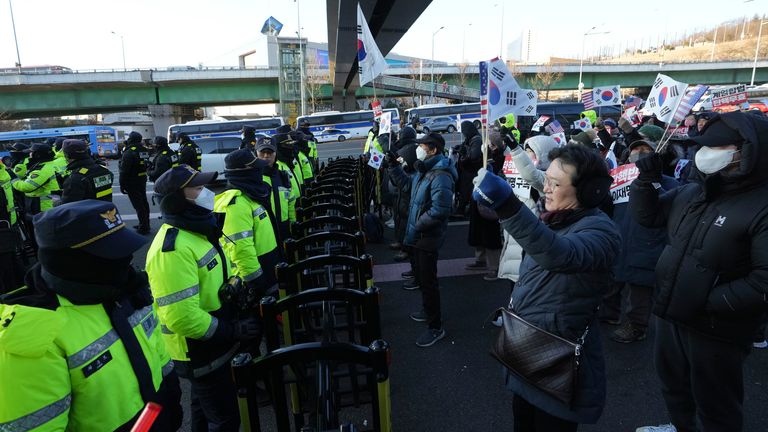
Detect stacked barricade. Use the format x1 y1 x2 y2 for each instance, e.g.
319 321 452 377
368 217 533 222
231 156 392 432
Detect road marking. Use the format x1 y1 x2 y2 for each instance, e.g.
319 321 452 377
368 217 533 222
112 191 154 197
373 257 488 283
121 212 162 221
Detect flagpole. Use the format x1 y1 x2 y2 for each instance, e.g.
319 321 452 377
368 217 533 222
656 92 686 155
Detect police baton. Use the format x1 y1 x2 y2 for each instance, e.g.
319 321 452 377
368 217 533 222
130 402 163 432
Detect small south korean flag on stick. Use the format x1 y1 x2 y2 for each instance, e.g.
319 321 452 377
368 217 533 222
646 74 688 124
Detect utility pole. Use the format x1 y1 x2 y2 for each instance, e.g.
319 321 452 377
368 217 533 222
9 0 22 72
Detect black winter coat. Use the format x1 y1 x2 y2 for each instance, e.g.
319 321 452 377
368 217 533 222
61 157 114 204
457 123 483 200
612 174 678 287
501 204 620 424
631 112 768 346
148 146 179 182
468 149 505 249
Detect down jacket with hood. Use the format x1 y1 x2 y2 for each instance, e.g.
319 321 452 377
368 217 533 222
498 135 560 281
389 153 457 251
630 112 768 346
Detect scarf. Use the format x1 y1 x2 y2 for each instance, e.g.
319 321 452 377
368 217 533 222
225 170 272 208
163 204 221 242
536 197 591 230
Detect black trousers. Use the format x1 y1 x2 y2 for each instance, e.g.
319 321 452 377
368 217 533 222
413 247 441 329
125 181 150 230
0 251 25 294
602 282 654 330
654 317 748 432
512 395 578 432
189 365 240 432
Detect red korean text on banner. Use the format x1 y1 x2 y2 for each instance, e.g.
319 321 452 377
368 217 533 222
609 163 640 204
503 155 532 199
372 101 382 119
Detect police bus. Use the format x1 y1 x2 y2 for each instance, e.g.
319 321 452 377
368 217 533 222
296 108 400 142
166 117 285 142
0 125 119 161
404 103 482 129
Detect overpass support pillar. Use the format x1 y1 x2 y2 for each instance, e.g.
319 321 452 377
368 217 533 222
332 90 358 111
148 104 184 138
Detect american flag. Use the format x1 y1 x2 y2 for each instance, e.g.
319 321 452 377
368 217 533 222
545 120 564 135
672 84 709 124
582 91 595 109
624 95 643 108
479 61 488 126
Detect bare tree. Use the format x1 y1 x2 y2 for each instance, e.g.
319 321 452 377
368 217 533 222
407 60 422 106
531 63 564 102
455 62 470 97
305 55 329 113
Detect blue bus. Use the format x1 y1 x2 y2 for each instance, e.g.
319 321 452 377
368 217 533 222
296 108 400 142
167 117 285 142
0 125 119 160
404 103 482 128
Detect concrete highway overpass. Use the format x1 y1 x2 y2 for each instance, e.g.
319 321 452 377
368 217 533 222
0 60 765 121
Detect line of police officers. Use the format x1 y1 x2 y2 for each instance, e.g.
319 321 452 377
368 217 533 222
0 124 319 430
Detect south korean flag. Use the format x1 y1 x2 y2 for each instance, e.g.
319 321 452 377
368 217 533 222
486 58 539 120
646 74 688 124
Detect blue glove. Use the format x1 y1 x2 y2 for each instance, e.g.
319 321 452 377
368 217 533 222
472 168 513 210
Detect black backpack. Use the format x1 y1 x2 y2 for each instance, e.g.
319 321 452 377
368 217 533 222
363 212 384 243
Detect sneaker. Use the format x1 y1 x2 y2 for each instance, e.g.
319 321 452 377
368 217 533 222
465 261 487 271
410 310 428 322
402 280 420 291
393 251 409 262
611 322 647 344
753 340 768 349
401 270 415 280
636 424 677 432
388 241 402 250
483 272 498 282
415 328 446 347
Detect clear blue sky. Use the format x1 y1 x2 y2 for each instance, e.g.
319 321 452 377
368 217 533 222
0 0 764 70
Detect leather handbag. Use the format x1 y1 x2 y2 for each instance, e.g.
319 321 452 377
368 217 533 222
490 308 589 406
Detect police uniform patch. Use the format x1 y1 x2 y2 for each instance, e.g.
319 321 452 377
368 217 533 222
162 228 179 252
206 258 218 271
82 351 112 378
93 174 112 188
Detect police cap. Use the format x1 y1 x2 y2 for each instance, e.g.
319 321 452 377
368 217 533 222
33 200 147 258
271 133 295 148
30 143 53 153
153 136 168 146
154 165 218 196
62 139 88 156
225 149 267 171
275 124 292 134
255 136 276 152
10 142 29 152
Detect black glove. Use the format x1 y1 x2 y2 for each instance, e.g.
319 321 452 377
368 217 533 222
119 183 128 194
635 152 663 182
500 126 518 150
385 150 399 165
458 145 468 157
232 317 262 342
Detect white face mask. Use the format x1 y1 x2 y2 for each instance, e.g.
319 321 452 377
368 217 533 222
193 187 216 211
416 146 428 161
694 146 738 175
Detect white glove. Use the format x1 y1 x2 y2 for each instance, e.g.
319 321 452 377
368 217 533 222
472 167 488 188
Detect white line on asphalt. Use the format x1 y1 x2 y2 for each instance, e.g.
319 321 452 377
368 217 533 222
121 212 162 221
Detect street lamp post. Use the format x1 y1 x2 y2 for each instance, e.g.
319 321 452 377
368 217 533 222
751 18 768 86
430 26 445 103
578 27 609 102
111 31 126 70
296 0 306 117
8 0 22 72
462 23 472 62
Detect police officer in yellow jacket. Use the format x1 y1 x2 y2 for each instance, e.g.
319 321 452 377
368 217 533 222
11 143 60 217
0 163 23 294
146 165 261 431
60 139 114 204
298 120 319 170
50 137 70 183
364 120 383 154
215 149 280 294
255 137 295 244
290 130 315 186
8 142 30 179
272 133 302 223
0 200 183 431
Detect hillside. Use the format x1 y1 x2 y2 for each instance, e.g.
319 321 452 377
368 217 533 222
604 36 766 64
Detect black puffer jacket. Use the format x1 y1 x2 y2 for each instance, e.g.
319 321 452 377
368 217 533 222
457 121 483 201
630 112 768 346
